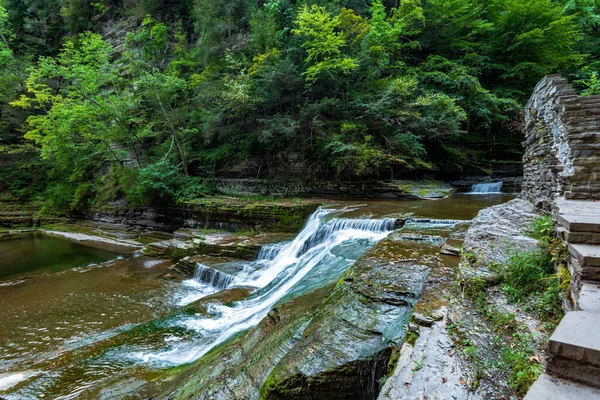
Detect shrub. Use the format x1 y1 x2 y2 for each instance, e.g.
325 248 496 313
501 249 553 301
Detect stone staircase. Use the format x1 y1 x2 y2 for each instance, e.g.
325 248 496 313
523 75 600 399
525 199 600 399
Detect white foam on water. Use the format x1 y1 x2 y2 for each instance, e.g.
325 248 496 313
0 371 40 391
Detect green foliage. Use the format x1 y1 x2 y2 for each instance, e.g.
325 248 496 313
325 122 389 177
127 161 185 206
500 250 554 301
457 276 545 397
576 69 600 95
527 214 555 243
501 332 543 396
0 0 597 209
457 215 566 398
292 4 358 85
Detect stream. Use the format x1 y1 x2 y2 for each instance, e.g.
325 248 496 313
0 194 513 399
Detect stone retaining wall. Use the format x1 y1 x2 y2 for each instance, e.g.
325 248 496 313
523 75 600 209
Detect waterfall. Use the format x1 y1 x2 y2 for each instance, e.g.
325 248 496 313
470 181 503 194
296 217 396 257
134 207 396 366
193 263 235 290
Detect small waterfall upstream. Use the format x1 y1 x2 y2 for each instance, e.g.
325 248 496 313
470 181 503 194
134 208 396 366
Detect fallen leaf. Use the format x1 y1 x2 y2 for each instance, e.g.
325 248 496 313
459 379 466 385
529 355 540 363
442 377 447 383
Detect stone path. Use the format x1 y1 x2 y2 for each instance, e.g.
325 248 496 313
525 199 600 399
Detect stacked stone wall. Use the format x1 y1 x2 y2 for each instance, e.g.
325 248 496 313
522 75 600 208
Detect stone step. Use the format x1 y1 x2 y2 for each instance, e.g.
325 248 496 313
583 104 600 112
583 103 600 111
578 283 600 313
576 171 600 179
525 373 600 400
569 142 600 151
571 157 600 167
569 133 600 142
554 198 600 215
558 214 600 233
569 175 600 185
545 311 600 388
572 121 599 129
556 226 600 244
569 243 600 267
581 95 600 103
566 191 600 200
568 255 600 283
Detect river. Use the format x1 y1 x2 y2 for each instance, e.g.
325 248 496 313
0 194 513 399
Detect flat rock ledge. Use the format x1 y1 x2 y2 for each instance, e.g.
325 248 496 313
459 198 540 281
0 229 143 253
44 230 144 252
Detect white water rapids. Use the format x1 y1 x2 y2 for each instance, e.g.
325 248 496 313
133 208 396 366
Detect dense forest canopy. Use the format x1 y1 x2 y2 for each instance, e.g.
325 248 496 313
0 0 598 211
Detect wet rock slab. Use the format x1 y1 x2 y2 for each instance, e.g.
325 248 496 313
145 229 437 400
260 237 431 400
174 254 250 277
150 231 294 262
44 230 143 253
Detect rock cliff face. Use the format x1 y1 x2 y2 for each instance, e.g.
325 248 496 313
522 75 600 209
0 199 319 234
212 179 456 199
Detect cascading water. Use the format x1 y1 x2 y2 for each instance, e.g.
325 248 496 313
256 243 285 261
297 217 395 257
132 208 396 366
193 263 235 290
470 181 503 194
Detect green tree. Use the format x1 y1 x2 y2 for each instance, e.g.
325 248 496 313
364 0 423 71
293 4 358 86
485 0 584 97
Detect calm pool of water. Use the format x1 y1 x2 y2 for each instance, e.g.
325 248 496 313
0 234 124 281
